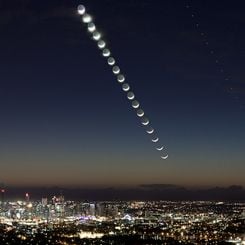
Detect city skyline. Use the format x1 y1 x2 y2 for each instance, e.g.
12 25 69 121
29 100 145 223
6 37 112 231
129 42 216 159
0 0 245 188
1 199 244 244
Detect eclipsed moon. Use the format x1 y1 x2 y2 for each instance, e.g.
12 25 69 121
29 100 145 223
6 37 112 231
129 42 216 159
161 155 168 160
117 74 125 83
132 100 139 109
87 22 96 32
102 49 110 57
78 5 86 15
127 92 135 100
122 83 130 92
82 14 92 23
93 31 101 40
152 137 159 143
146 127 154 134
98 40 106 49
141 117 149 126
108 57 115 66
112 66 120 74
156 146 164 151
137 109 144 117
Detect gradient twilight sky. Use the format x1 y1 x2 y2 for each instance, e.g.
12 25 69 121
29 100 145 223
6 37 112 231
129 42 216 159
0 0 244 188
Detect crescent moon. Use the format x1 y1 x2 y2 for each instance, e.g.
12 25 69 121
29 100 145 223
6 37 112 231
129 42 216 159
122 83 130 92
107 57 115 66
152 137 159 143
132 100 140 109
112 66 120 74
102 48 110 57
156 146 164 151
127 92 135 100
142 121 149 126
146 128 154 134
137 109 144 117
78 5 86 15
92 31 101 40
98 40 106 49
88 22 96 32
141 117 149 126
161 155 169 160
117 74 125 83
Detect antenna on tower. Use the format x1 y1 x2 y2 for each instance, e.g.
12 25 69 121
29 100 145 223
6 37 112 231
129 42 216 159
1 189 5 210
0 183 5 211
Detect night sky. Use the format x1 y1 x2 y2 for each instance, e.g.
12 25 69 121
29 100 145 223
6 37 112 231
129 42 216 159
0 0 244 189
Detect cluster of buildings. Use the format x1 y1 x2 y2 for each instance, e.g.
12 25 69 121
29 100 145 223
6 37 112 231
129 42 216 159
0 193 244 244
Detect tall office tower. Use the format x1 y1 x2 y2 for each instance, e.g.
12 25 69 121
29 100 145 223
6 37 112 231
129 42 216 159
1 189 5 209
89 203 95 216
42 197 48 206
96 203 106 217
54 193 65 221
96 203 102 217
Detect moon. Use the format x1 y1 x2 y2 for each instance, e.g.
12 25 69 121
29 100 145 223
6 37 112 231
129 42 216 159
152 137 159 143
137 109 144 117
98 40 106 49
93 31 101 40
87 22 96 32
156 146 164 151
107 57 115 66
132 100 139 109
117 74 125 83
78 5 86 15
161 155 168 160
82 14 92 23
141 117 149 126
146 128 154 134
102 49 110 57
112 66 120 74
127 92 135 100
122 83 130 92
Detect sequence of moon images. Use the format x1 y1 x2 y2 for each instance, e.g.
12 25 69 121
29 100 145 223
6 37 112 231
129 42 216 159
78 5 168 160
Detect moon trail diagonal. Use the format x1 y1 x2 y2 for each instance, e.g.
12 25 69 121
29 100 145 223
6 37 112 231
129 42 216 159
77 4 168 159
